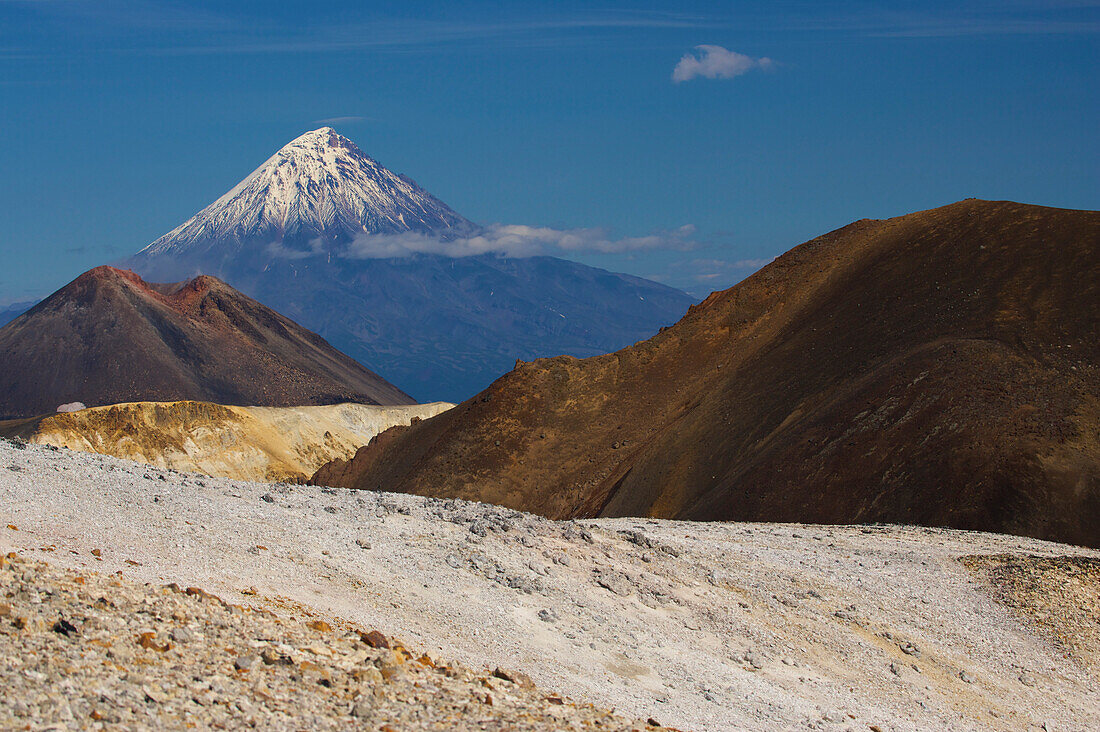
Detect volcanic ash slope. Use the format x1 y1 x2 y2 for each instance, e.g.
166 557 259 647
0 400 452 482
2 441 1099 731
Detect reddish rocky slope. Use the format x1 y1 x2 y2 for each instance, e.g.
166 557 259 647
0 267 412 417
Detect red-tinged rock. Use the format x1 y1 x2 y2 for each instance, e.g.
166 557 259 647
137 632 170 652
306 620 332 632
360 630 390 649
493 667 534 689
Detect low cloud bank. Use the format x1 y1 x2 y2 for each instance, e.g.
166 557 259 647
339 223 698 260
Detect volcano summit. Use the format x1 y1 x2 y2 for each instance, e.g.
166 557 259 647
140 127 475 260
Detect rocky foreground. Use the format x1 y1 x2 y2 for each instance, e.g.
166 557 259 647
0 553 646 730
2 439 1099 731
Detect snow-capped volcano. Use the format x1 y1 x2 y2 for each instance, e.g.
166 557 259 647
140 127 474 257
126 128 693 402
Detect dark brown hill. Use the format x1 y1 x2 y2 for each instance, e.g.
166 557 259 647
312 200 1100 548
0 267 412 417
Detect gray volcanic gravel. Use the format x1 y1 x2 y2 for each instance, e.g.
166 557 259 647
0 554 644 730
2 439 1099 731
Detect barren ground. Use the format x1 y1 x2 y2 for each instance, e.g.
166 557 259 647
2 440 1098 731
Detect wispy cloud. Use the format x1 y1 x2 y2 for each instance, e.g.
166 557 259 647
779 2 1100 37
310 223 699 260
7 4 1095 64
312 116 369 126
5 6 717 57
686 255 776 283
265 239 325 260
672 45 774 83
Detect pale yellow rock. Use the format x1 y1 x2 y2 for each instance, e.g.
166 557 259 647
0 400 452 482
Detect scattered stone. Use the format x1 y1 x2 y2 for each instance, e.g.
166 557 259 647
595 571 633 597
306 620 333 633
361 630 390 649
260 494 275 503
351 698 375 718
51 618 78 637
143 685 167 704
899 641 921 658
494 667 535 689
136 632 170 652
743 651 764 670
234 654 260 671
170 627 194 643
620 530 655 548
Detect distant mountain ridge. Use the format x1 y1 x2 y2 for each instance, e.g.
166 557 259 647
0 266 412 418
127 128 693 401
311 200 1100 549
0 301 34 328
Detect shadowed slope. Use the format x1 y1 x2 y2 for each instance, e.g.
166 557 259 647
312 200 1100 547
0 267 413 418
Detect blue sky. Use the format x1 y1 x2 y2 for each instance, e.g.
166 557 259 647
1 0 1097 302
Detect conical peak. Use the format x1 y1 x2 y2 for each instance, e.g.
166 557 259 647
137 128 475 257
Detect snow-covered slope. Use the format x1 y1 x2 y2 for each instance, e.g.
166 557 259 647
140 127 474 257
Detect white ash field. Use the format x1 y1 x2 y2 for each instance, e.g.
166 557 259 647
2 439 1098 731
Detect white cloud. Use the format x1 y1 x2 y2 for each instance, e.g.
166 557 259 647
689 256 776 270
265 239 326 260
731 257 776 269
342 224 697 260
672 45 773 83
312 116 369 126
